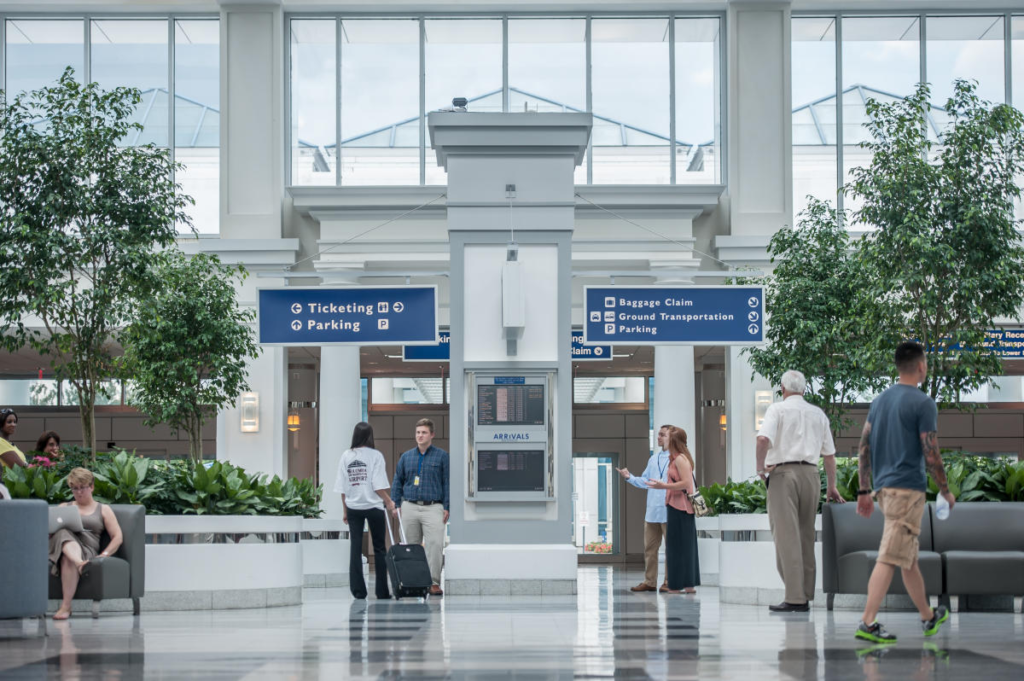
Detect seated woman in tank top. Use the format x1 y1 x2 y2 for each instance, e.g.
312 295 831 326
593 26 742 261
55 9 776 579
49 467 124 620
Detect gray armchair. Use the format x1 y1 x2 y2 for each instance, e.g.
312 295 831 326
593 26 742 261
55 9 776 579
0 499 49 622
822 501 941 610
48 504 146 617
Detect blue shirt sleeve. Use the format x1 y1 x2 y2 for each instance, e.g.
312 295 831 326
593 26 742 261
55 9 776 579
627 453 660 488
441 449 449 510
919 396 938 434
391 453 405 505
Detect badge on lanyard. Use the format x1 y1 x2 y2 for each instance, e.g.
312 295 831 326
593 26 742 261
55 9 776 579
413 476 420 486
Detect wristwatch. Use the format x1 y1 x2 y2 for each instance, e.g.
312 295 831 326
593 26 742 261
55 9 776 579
856 489 871 496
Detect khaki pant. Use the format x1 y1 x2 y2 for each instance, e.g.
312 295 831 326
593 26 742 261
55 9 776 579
401 501 445 585
643 521 667 587
767 464 820 605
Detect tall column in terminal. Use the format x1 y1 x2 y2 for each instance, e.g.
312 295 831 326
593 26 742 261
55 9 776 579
318 346 362 520
653 275 697 464
430 112 592 595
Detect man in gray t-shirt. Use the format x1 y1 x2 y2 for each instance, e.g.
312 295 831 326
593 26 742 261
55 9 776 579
853 342 955 645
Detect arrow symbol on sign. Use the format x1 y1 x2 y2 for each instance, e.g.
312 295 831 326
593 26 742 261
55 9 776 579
394 302 404 313
748 311 759 322
291 303 303 314
291 320 302 331
748 324 759 335
748 297 759 308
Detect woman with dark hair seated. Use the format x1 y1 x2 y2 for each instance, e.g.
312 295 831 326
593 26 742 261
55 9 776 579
334 422 395 600
0 408 27 472
35 431 64 460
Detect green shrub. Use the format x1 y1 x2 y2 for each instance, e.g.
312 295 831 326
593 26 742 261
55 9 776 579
698 454 1024 515
5 449 323 517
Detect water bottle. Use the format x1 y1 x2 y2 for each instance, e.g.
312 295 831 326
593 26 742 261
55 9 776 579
935 494 950 521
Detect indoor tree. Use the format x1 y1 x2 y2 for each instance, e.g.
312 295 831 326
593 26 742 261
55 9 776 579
745 197 890 439
848 79 1024 406
0 68 193 456
122 250 260 461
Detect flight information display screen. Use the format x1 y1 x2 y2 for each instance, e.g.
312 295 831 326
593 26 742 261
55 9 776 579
477 384 545 426
477 450 546 492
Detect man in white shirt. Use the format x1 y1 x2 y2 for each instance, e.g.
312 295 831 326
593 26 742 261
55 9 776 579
756 369 844 612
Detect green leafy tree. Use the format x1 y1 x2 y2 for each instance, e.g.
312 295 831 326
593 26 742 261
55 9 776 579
122 251 259 461
848 79 1024 405
0 68 193 456
745 198 890 438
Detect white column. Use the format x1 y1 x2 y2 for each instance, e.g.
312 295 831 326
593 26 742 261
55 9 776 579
654 345 696 455
725 346 773 482
318 346 361 520
216 346 287 476
726 3 792 237
220 3 284 239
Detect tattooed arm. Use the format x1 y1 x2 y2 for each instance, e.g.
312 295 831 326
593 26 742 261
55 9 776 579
921 430 950 494
856 420 873 518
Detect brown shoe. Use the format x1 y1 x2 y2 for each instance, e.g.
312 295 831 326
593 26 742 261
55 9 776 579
429 585 444 597
630 583 657 592
659 583 670 593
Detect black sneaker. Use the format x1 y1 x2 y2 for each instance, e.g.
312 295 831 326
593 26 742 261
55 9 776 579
855 621 897 644
922 605 949 637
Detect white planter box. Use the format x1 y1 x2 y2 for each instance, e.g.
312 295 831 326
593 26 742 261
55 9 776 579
301 518 350 588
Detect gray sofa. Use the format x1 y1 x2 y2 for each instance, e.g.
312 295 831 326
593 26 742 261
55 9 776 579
822 501 942 610
932 502 1024 612
824 501 1024 612
0 499 49 623
47 504 146 617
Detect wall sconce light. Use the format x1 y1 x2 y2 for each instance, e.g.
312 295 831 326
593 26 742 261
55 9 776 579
287 409 301 433
240 392 260 433
718 414 727 431
755 390 774 431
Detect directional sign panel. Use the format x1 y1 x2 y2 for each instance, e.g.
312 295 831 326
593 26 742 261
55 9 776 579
583 285 765 346
571 332 612 361
404 330 451 361
259 286 438 346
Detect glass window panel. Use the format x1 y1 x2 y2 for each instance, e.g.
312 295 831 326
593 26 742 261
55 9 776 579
1013 17 1024 221
927 16 1005 107
842 17 921 218
371 377 444 405
573 377 646 404
290 19 337 186
675 18 721 184
175 19 219 235
424 19 503 185
508 18 587 184
592 18 670 184
340 20 420 186
4 20 84 97
91 20 169 147
792 17 837 219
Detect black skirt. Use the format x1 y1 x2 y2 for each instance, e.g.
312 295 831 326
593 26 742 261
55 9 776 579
666 505 701 590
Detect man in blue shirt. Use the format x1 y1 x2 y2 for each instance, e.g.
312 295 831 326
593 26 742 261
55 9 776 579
392 418 449 596
616 424 674 593
854 342 953 644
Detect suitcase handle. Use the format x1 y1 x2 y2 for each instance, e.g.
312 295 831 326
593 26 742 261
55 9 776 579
386 507 409 545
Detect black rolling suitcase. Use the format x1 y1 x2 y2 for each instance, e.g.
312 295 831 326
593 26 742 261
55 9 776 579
385 511 432 600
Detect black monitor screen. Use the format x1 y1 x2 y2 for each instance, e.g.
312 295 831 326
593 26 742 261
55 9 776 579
477 450 546 492
477 384 545 426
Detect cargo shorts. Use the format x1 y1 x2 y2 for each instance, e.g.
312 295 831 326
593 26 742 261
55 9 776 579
876 487 927 569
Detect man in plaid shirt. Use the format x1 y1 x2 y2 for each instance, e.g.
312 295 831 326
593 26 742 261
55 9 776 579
391 418 449 596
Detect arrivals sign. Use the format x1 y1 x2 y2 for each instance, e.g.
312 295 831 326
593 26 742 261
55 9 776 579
403 330 612 362
258 286 438 346
583 286 766 346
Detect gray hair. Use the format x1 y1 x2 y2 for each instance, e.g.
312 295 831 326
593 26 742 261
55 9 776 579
780 370 807 394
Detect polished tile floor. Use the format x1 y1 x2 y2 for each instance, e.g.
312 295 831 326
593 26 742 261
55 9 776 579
2 567 1023 680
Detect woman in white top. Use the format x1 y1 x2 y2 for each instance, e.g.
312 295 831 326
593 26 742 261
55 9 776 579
334 422 395 600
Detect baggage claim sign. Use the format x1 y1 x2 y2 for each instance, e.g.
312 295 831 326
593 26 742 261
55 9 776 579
258 286 439 346
583 286 766 346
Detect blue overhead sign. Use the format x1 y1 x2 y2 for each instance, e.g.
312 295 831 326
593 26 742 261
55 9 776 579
572 332 612 361
258 286 438 346
404 330 451 361
583 286 765 346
